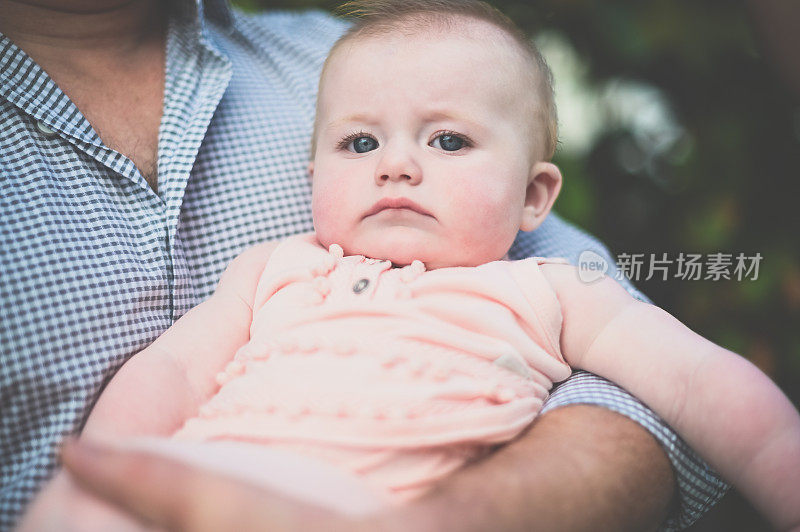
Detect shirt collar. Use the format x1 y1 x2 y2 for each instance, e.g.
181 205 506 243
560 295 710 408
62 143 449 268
0 0 233 147
176 0 233 36
201 0 233 29
0 0 234 183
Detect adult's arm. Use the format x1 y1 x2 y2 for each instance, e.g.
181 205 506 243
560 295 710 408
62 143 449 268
384 404 675 532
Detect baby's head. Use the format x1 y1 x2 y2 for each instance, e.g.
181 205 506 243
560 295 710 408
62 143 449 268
309 0 562 269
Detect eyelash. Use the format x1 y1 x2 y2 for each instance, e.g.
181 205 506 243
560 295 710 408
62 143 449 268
430 130 473 149
335 130 474 150
336 130 376 151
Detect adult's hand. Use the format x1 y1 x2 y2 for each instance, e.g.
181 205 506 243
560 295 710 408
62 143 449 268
63 405 674 532
60 439 369 532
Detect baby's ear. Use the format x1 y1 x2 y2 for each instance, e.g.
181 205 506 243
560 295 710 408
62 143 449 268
307 161 315 178
520 162 562 232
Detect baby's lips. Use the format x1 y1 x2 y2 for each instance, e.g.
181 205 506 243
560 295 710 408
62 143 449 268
364 197 434 218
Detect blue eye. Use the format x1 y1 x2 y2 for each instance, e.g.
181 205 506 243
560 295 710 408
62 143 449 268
430 133 468 152
349 136 378 153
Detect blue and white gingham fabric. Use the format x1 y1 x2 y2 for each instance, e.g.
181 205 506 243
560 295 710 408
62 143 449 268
0 0 726 529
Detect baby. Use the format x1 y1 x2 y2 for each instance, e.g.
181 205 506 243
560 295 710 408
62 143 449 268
28 0 800 529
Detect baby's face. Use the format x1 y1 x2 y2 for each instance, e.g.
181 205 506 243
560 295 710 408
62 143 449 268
311 23 543 269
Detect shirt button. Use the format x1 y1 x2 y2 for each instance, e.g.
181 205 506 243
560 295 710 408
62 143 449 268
35 120 57 138
353 278 369 293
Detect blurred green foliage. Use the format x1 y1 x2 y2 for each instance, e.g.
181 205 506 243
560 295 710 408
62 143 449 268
234 1 799 529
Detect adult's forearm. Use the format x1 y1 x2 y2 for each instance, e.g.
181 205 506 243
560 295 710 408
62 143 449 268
378 404 675 532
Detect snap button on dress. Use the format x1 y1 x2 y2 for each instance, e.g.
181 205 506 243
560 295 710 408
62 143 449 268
353 278 369 293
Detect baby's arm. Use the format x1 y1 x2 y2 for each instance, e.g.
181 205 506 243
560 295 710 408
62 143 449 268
541 264 800 531
83 239 279 440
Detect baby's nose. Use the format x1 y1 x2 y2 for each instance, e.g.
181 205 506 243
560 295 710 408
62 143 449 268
374 153 422 186
377 172 417 183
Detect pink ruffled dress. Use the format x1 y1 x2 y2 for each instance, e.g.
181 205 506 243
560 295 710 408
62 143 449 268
173 234 571 505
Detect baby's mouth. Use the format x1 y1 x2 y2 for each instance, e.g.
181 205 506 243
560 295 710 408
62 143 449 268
363 197 434 219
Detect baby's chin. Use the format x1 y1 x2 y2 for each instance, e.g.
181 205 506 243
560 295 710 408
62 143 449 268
316 230 508 270
353 246 425 267
350 245 505 270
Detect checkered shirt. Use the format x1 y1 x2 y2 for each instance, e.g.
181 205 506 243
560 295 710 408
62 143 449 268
0 1 727 529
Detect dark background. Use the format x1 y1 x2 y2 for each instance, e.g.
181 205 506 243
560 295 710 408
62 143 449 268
236 1 799 529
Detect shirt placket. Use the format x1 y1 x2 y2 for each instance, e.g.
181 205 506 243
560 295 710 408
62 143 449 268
0 34 172 300
0 11 232 326
148 12 233 320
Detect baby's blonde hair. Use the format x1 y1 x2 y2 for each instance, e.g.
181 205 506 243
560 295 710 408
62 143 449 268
311 0 558 161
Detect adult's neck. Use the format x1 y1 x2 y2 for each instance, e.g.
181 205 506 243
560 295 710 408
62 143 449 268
0 1 165 57
0 1 170 191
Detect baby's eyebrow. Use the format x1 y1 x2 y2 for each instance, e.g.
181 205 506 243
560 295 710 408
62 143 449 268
323 110 488 134
423 109 469 122
422 110 487 133
325 113 377 131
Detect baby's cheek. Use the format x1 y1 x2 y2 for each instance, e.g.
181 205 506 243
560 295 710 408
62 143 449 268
450 184 522 261
311 186 343 244
459 182 521 229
